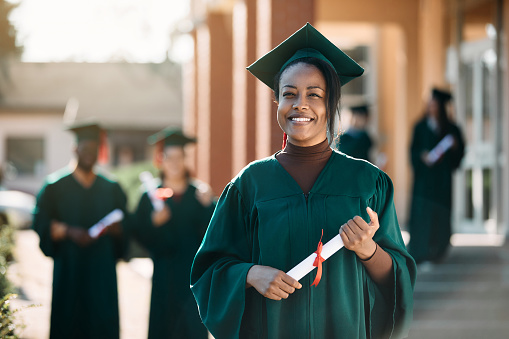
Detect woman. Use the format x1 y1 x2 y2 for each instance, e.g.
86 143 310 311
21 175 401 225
191 23 416 339
133 129 215 339
408 88 465 264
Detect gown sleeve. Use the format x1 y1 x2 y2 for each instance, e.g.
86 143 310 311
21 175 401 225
367 171 417 338
32 181 57 257
112 182 130 260
190 182 254 339
132 192 160 250
410 122 425 172
448 123 465 170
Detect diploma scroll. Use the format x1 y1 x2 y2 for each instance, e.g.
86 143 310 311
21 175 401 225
286 234 345 281
88 209 124 238
426 134 454 164
139 171 164 211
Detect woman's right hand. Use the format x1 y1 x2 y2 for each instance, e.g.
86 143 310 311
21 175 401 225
151 205 171 227
246 265 301 300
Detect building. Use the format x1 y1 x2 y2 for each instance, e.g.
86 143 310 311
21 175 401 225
0 60 182 194
183 0 508 237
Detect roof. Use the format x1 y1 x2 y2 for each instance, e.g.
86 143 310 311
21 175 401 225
0 59 182 130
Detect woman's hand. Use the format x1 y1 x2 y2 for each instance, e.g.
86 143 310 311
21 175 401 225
105 222 123 237
246 265 302 300
340 207 379 260
66 225 93 247
50 220 68 241
420 151 434 167
151 205 171 227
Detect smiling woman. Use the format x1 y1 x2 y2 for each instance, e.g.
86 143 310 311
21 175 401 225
7 0 190 63
190 23 416 339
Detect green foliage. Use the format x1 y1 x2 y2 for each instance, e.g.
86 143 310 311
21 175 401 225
0 224 14 298
0 0 22 57
0 220 17 338
0 294 18 339
111 161 159 213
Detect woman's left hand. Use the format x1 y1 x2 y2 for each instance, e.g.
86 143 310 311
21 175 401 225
339 207 379 260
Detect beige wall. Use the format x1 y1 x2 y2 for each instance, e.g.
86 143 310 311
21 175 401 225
0 112 74 194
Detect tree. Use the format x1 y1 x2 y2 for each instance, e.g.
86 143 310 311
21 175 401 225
0 0 20 57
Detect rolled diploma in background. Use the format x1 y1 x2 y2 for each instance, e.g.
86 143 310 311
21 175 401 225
139 171 164 211
88 209 124 238
286 233 345 281
426 134 454 164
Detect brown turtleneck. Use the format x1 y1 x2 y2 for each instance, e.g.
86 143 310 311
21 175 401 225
275 138 393 287
276 138 332 194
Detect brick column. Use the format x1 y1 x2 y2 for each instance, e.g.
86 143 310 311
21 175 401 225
256 0 316 157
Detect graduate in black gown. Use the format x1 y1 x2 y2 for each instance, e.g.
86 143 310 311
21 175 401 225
337 104 373 162
408 88 465 264
191 23 416 339
133 129 215 339
32 122 128 339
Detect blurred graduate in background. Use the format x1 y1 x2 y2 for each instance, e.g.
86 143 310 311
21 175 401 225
408 88 465 264
132 129 215 339
32 122 128 339
337 104 373 162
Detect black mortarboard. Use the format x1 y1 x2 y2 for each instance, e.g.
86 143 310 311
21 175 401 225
432 88 453 103
350 105 370 116
247 23 364 90
148 128 196 147
66 121 103 143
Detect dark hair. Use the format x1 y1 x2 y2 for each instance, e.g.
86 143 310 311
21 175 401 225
273 57 342 144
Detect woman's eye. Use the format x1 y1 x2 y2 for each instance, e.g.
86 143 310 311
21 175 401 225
309 93 322 98
282 92 295 97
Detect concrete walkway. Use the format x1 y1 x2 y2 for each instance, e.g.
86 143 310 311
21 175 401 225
408 236 509 339
8 229 152 339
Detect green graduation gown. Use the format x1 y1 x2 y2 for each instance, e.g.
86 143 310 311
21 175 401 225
32 168 128 339
408 118 465 263
133 182 214 339
191 151 416 339
337 129 373 162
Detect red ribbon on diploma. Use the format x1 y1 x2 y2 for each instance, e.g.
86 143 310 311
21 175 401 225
311 229 325 287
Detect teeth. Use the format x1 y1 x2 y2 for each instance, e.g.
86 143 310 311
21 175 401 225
291 117 312 122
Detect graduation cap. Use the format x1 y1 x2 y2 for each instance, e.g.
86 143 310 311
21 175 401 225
247 22 364 90
148 128 197 147
66 121 103 143
350 104 370 116
65 120 109 164
432 88 453 103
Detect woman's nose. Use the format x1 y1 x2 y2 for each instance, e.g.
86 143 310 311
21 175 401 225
293 95 309 110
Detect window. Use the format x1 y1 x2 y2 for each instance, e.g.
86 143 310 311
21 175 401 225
6 138 45 176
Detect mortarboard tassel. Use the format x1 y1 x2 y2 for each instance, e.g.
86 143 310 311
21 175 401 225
282 132 288 149
98 130 109 165
311 229 325 287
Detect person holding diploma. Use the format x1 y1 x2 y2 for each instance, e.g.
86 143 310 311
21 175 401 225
133 129 215 339
32 121 128 339
408 88 465 264
337 104 374 162
191 23 416 339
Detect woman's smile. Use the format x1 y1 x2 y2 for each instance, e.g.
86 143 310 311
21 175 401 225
277 62 327 147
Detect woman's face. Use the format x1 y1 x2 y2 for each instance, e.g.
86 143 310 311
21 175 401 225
277 62 328 147
161 146 186 179
428 98 440 119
